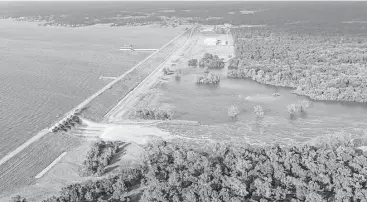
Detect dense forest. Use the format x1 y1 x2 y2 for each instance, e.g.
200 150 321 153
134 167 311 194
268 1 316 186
37 134 367 202
228 27 367 103
82 141 120 176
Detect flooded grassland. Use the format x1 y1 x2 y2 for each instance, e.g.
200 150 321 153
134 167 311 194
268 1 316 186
120 30 367 147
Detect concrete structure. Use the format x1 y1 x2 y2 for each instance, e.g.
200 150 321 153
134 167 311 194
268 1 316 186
204 38 217 46
119 45 158 52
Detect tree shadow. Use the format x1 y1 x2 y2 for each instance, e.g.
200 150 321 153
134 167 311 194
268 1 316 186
299 111 309 119
129 186 144 202
130 192 143 202
105 142 130 173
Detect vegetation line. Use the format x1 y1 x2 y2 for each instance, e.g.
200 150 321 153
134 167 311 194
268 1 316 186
34 152 67 179
0 27 192 168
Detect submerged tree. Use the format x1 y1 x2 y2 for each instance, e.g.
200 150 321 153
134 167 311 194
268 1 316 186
287 100 312 116
228 106 240 119
297 99 311 111
287 103 299 115
254 105 265 117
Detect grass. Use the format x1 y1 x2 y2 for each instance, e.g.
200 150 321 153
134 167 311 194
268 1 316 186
0 21 188 198
0 20 185 161
0 132 80 194
81 30 190 122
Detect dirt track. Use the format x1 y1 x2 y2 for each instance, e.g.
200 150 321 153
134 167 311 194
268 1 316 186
103 26 196 123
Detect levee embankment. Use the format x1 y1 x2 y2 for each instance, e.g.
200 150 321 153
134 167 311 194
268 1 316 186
81 28 193 122
0 27 193 195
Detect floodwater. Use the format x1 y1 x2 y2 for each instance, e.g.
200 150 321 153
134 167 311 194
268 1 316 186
0 19 184 158
158 67 367 146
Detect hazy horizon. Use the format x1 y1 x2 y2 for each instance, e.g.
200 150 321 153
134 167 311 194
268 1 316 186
2 0 365 2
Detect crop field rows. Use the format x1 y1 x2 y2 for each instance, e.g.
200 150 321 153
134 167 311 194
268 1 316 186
0 133 80 194
82 30 191 122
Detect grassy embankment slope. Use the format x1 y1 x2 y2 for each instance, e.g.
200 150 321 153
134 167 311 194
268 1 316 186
0 24 190 196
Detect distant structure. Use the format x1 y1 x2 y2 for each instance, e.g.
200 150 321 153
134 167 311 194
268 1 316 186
119 45 158 52
120 45 134 51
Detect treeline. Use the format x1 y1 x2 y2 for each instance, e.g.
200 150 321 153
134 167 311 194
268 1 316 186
140 139 367 202
228 28 367 103
42 167 144 202
134 108 174 120
82 141 120 176
196 72 221 84
39 135 367 202
199 53 225 69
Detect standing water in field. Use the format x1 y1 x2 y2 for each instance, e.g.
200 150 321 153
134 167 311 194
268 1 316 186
157 67 367 146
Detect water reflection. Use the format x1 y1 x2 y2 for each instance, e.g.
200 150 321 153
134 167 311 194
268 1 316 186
158 67 367 145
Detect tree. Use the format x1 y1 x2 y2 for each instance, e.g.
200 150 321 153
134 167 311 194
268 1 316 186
228 106 240 119
11 195 27 202
188 59 198 67
254 105 265 117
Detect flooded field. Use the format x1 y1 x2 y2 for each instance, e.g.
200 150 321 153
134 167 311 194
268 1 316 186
154 32 367 146
0 19 184 158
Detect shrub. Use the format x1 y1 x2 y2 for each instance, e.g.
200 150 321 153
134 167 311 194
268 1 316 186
204 67 210 74
199 53 225 69
228 58 239 69
11 195 27 202
286 103 299 115
203 53 213 59
162 68 173 75
188 59 198 67
174 69 182 81
228 106 240 119
297 99 311 111
254 105 264 117
287 100 312 115
135 108 174 120
43 166 143 202
82 141 120 176
196 73 220 84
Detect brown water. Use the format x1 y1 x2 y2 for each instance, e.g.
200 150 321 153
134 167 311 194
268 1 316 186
158 67 367 145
